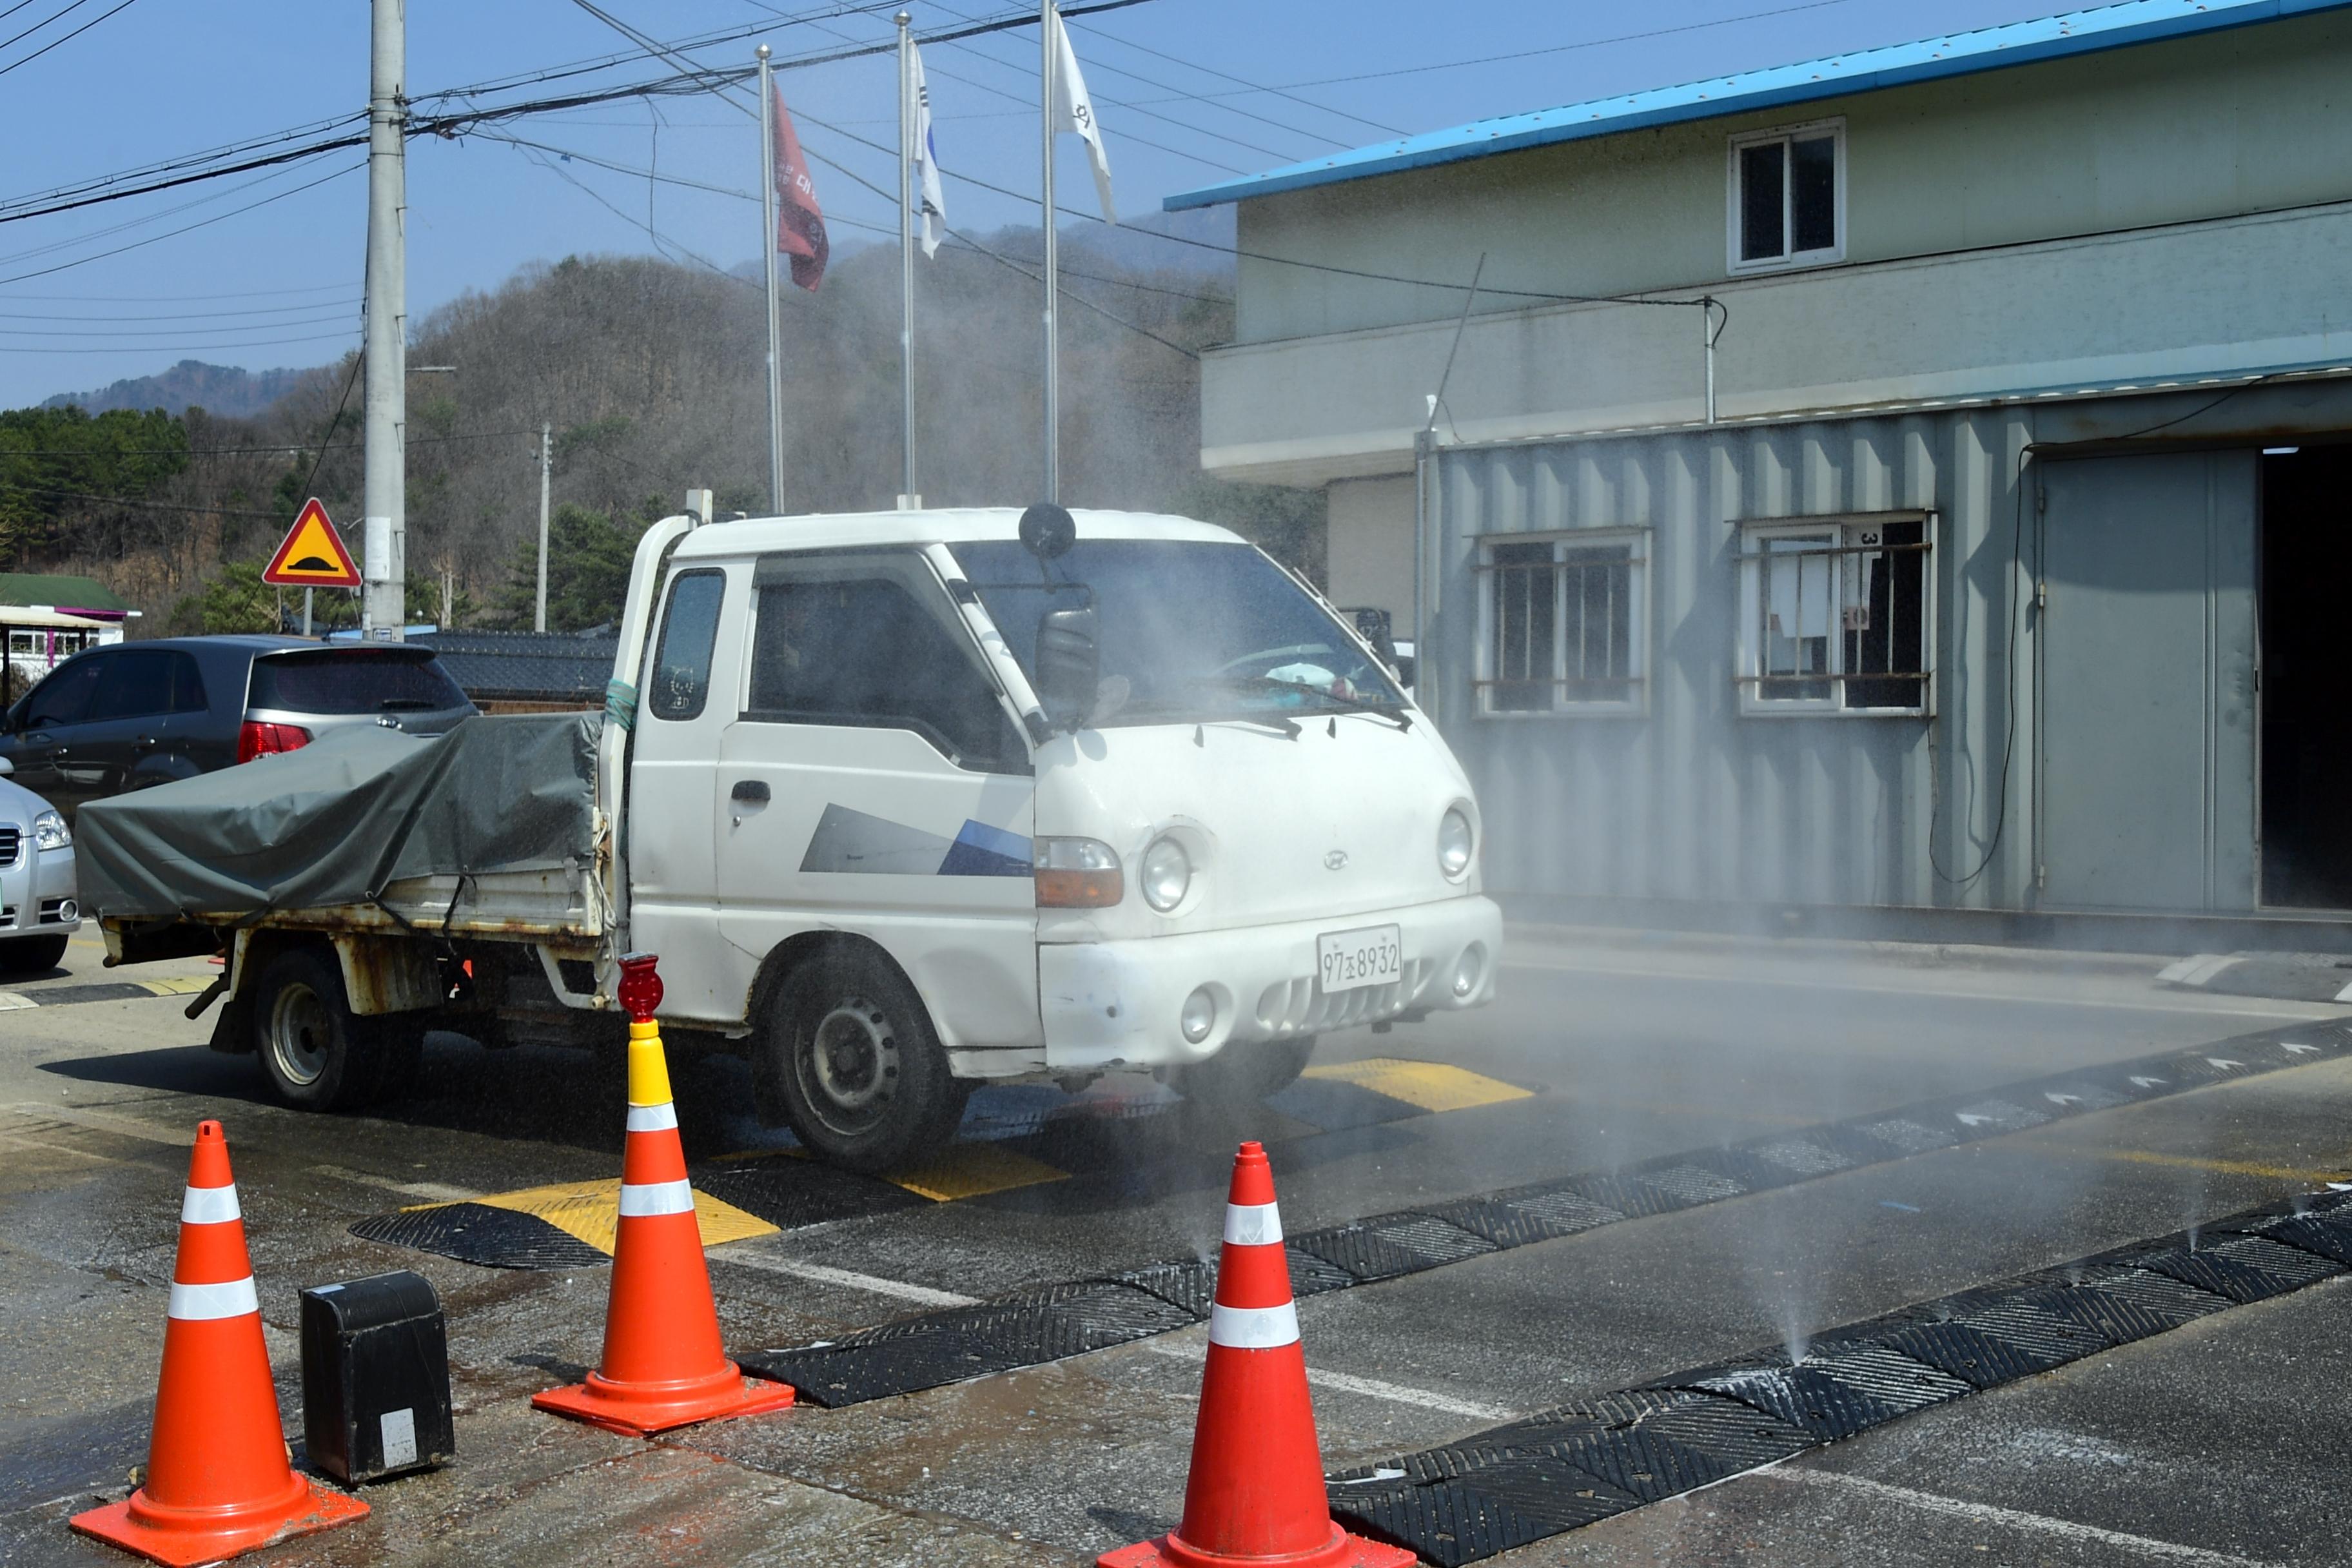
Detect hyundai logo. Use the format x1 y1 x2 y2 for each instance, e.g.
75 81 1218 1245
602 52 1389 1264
1324 850 1349 871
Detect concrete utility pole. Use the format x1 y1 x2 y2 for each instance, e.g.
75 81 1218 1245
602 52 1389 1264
535 421 552 633
362 0 407 639
1038 0 1058 504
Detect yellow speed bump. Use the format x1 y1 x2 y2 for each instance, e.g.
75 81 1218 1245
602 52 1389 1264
1302 1057 1533 1114
436 1179 778 1255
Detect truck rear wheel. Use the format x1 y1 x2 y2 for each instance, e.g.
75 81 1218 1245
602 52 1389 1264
762 945 963 1173
1173 1035 1317 1107
251 948 403 1112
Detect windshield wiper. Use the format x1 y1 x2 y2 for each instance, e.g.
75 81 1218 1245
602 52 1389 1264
1208 674 1410 730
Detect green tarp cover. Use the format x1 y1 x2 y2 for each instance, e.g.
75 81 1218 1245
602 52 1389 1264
77 712 599 922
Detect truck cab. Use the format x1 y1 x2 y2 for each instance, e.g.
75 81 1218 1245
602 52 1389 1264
619 505 1500 1169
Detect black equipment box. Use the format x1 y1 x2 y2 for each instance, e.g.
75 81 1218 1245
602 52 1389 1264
300 1270 454 1484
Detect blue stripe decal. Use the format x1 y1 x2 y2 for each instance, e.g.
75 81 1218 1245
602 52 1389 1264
939 819 1034 879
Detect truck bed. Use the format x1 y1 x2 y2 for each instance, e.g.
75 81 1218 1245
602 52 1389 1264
79 710 605 943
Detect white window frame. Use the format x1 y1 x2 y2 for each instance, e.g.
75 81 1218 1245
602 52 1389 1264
1473 528 1651 718
1736 511 1936 718
1726 118 1846 275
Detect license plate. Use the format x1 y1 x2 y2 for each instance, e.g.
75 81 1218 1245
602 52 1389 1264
1317 925 1402 993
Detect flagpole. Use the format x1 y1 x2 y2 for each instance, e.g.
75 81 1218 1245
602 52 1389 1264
1039 0 1058 504
758 44 786 516
897 11 917 510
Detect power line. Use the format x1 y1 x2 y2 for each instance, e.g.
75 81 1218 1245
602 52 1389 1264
928 0 1344 157
0 328 360 354
1124 0 1865 106
0 482 295 521
0 280 357 304
0 0 141 79
0 160 362 289
0 309 358 338
0 296 360 322
1065 15 1404 138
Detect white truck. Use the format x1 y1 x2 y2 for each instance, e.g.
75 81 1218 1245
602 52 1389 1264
90 505 1500 1170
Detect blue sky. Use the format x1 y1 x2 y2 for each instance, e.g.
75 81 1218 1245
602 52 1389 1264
0 0 2073 407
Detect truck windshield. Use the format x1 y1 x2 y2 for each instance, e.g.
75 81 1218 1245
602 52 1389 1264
948 539 1403 726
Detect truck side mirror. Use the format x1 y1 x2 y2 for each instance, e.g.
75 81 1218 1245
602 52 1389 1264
1034 603 1099 732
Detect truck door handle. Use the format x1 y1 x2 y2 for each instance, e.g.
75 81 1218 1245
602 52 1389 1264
730 779 770 804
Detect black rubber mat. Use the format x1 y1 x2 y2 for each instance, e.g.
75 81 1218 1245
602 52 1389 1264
694 1158 930 1229
735 1017 2352 1407
1333 1191 2352 1565
348 1203 609 1270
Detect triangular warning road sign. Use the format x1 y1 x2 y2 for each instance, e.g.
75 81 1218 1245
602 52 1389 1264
264 498 361 587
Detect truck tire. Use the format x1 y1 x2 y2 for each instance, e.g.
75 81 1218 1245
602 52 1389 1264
761 945 962 1173
1173 1035 1317 1107
251 948 397 1112
0 934 68 975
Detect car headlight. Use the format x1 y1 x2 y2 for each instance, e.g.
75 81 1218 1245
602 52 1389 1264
1141 835 1191 912
1437 808 1473 880
32 810 68 852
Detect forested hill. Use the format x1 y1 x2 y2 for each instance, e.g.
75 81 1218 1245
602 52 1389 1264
3 224 1318 636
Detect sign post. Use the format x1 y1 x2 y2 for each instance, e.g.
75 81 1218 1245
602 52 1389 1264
264 499 363 638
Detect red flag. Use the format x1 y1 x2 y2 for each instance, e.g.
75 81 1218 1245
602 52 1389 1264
770 86 828 292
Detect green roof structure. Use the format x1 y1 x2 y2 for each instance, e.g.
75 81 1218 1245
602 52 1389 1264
0 573 136 614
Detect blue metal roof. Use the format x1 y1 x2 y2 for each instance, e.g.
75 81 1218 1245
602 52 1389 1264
1164 0 2352 210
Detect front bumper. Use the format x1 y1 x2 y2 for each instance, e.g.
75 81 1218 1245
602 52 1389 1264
0 840 79 940
1038 894 1502 1073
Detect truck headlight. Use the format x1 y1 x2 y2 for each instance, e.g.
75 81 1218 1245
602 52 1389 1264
1141 836 1191 912
1437 808 1473 880
32 810 68 852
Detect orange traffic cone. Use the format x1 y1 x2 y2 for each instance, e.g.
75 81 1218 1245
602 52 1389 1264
1102 1141 1414 1568
532 953 796 1435
71 1121 368 1566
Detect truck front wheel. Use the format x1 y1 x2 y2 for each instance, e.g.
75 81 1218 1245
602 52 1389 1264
251 948 403 1112
1173 1035 1317 1107
761 945 964 1173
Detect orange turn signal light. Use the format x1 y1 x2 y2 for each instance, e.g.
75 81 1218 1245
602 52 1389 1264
1035 837 1124 908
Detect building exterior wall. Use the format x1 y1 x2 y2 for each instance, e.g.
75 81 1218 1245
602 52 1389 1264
1325 476 1416 625
1422 378 2352 917
1204 197 2352 483
1231 8 2352 348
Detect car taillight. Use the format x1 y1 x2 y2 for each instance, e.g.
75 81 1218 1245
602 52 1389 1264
237 720 312 764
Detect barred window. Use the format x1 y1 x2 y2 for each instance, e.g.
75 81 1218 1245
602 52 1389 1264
1476 531 1648 715
1736 514 1933 715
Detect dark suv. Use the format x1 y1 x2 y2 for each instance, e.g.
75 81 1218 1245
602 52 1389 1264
0 637 476 819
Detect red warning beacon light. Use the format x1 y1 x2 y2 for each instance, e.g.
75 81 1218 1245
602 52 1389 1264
616 952 663 1021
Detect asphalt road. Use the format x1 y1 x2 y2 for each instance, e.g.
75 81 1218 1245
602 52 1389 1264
5 923 2351 1567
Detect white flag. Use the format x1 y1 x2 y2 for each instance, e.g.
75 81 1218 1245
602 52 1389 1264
911 43 946 258
1044 1 1115 224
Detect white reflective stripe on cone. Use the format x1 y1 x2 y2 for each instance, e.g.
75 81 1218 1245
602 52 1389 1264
1224 1200 1282 1247
180 1184 240 1225
625 1102 679 1133
618 1179 695 1217
1208 1301 1300 1349
168 1276 260 1320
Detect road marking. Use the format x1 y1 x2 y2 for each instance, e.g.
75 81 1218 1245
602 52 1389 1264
1142 1342 1513 1420
2157 954 2242 987
1302 1057 1532 1114
709 1247 981 1307
311 1164 479 1203
1504 954 2351 1021
0 1128 121 1162
1758 1469 2286 1567
0 992 33 1010
453 1177 776 1252
2092 1148 2351 1184
10 1101 189 1144
882 1141 1070 1202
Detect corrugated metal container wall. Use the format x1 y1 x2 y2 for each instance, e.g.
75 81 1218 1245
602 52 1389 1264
1427 409 2034 912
